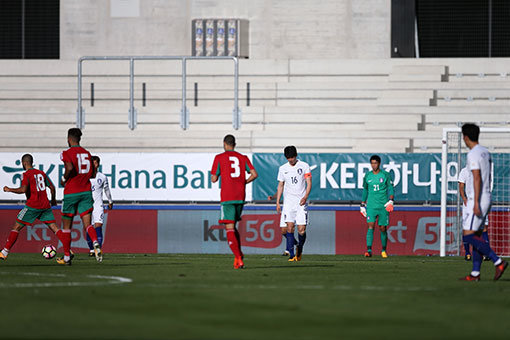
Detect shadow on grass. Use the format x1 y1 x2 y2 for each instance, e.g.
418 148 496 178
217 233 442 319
247 264 334 269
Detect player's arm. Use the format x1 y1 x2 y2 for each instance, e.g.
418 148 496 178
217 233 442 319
267 191 278 201
210 156 220 183
300 174 312 206
3 184 28 194
104 176 114 209
472 169 482 216
360 174 368 217
46 176 57 207
458 181 467 206
384 173 395 212
276 181 284 213
245 157 258 184
61 161 74 186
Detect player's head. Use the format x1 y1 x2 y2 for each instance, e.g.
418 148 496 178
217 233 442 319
92 155 100 169
284 146 298 165
21 153 33 170
462 123 480 147
370 155 381 171
223 134 236 151
67 128 82 146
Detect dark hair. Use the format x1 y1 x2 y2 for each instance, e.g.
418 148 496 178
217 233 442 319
284 146 297 159
68 128 82 142
223 134 236 147
92 156 100 164
462 123 480 142
370 155 381 163
21 153 33 165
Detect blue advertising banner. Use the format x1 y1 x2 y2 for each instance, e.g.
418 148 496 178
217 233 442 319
253 153 508 203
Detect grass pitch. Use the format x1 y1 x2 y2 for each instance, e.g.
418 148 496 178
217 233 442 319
0 254 509 340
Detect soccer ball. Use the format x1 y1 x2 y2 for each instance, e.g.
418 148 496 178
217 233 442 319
42 245 57 259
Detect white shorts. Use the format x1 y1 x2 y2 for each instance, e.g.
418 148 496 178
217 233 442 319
279 213 286 228
92 202 105 225
462 198 491 231
282 202 308 226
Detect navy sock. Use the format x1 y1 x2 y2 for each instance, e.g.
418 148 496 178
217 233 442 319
463 234 499 263
298 232 306 248
95 226 103 247
293 235 298 246
286 232 295 257
86 233 94 251
472 249 482 274
482 231 490 246
463 241 471 256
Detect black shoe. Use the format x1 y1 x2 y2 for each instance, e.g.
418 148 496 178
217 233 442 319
465 254 472 261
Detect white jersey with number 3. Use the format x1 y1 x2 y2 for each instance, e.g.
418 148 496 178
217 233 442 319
277 160 311 205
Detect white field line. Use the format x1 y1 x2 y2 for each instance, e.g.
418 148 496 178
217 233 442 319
0 272 132 288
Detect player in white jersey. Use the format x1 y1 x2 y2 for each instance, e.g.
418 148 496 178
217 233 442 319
459 124 507 281
275 146 312 262
458 167 490 261
86 156 113 257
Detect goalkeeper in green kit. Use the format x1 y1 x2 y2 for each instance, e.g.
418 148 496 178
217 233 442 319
360 155 395 258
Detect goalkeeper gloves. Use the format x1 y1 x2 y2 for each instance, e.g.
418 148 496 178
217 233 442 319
360 203 367 217
384 200 394 212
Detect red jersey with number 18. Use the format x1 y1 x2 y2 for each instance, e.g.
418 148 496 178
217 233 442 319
60 146 93 195
211 151 254 203
21 168 52 210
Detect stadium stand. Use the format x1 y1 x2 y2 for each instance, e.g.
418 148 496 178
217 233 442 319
0 59 509 153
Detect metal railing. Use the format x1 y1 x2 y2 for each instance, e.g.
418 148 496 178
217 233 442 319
76 56 240 130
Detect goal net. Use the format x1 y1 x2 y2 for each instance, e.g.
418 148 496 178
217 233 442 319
440 127 510 257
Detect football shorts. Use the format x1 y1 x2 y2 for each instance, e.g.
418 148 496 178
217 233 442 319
219 202 244 224
463 197 491 232
366 206 389 226
16 206 55 226
61 191 94 220
282 202 308 226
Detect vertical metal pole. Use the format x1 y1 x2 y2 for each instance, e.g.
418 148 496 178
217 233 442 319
77 59 83 129
90 83 94 107
142 82 146 107
129 58 135 130
181 58 188 130
233 57 240 129
194 82 198 106
246 82 250 106
440 129 448 257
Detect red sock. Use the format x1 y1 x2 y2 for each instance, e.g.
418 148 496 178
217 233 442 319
86 225 98 244
227 229 242 258
234 228 244 257
58 229 72 257
4 230 19 251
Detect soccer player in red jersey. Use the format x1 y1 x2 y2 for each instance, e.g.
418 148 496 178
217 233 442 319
0 154 66 260
211 135 258 269
56 128 102 265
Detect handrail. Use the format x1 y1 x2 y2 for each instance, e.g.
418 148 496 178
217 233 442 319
77 56 240 130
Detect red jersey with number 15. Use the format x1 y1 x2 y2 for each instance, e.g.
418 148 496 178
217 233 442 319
21 168 52 210
211 151 254 203
60 146 93 195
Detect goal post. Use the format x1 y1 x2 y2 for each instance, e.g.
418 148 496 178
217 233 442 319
440 127 510 257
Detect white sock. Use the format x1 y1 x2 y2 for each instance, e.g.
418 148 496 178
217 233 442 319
1 249 9 257
471 271 480 277
494 258 502 266
64 255 71 262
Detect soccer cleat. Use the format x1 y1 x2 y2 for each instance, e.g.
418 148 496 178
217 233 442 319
459 274 480 281
288 256 298 262
234 257 244 269
296 247 303 261
282 250 290 256
0 252 7 261
364 251 372 257
465 254 472 261
93 242 103 263
56 257 72 266
70 250 75 260
494 260 508 281
88 251 95 257
381 251 388 258
483 256 491 262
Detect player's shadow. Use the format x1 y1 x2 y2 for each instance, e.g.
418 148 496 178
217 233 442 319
247 264 334 269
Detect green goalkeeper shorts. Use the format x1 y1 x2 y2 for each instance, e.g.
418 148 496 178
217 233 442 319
366 206 389 226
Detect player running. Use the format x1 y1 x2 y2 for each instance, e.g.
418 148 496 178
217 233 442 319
459 123 507 281
86 156 113 257
211 135 258 269
57 128 102 265
1 154 67 260
458 166 490 261
360 155 394 258
275 146 312 262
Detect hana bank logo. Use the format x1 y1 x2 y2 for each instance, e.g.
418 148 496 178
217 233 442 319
2 160 58 186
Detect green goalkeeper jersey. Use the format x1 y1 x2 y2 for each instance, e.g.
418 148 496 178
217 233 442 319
362 170 394 208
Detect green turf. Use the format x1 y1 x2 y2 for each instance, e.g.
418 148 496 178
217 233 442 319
0 254 509 340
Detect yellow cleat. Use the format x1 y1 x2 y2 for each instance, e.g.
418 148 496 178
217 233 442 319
288 256 298 262
0 252 7 261
56 257 71 266
381 251 388 258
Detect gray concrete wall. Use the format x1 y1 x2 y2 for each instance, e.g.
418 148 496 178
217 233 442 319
60 0 390 60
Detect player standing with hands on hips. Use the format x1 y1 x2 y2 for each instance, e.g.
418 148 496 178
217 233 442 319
360 155 394 258
211 135 258 269
276 146 312 262
459 123 507 281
